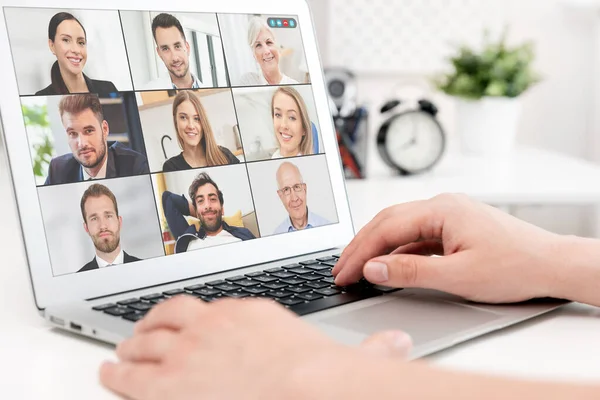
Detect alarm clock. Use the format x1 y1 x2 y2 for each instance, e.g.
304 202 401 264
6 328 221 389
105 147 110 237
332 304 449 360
376 98 445 175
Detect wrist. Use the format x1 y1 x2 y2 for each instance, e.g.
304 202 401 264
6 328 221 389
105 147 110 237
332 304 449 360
548 234 600 306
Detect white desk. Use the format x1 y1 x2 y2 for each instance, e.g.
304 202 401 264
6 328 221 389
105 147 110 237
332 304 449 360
2 146 600 399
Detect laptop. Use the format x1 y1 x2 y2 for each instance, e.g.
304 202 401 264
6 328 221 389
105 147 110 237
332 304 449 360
0 0 565 359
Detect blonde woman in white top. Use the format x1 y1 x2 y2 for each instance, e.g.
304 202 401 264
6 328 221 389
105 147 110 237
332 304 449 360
239 17 299 86
270 86 314 159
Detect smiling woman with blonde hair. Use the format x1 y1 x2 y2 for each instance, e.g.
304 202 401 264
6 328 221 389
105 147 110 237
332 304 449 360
162 91 239 172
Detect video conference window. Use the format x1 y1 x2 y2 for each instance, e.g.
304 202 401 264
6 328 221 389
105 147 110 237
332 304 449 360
152 165 259 255
136 89 244 173
233 85 323 161
120 11 229 91
21 93 150 186
218 14 310 87
37 176 165 276
247 155 338 237
4 8 133 96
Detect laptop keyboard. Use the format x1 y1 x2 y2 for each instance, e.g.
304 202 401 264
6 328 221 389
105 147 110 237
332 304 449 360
91 254 399 322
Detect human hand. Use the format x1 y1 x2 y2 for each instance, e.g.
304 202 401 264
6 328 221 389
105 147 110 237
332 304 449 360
333 193 566 304
100 296 412 400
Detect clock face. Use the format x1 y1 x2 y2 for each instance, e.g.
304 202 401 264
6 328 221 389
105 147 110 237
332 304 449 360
384 111 444 173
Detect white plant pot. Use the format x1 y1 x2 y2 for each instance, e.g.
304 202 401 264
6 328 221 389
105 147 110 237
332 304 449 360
455 97 522 156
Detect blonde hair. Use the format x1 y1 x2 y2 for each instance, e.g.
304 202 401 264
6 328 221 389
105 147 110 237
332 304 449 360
271 87 314 156
172 91 229 166
247 16 275 48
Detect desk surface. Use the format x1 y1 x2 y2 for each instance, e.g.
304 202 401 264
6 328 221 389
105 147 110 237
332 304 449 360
2 147 600 398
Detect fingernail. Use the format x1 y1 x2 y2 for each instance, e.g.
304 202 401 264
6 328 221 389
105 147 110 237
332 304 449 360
364 262 388 283
393 332 412 350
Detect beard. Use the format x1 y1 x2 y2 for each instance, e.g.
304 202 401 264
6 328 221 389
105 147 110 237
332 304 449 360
200 210 223 233
169 62 190 79
92 230 120 254
76 140 107 169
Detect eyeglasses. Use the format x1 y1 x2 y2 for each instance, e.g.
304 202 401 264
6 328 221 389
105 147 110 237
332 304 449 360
278 183 305 196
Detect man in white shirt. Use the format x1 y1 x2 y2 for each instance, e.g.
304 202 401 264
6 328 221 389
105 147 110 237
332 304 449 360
273 161 330 235
144 13 203 90
77 184 140 272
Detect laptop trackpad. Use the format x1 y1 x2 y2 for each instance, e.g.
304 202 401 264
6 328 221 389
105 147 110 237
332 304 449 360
320 295 502 346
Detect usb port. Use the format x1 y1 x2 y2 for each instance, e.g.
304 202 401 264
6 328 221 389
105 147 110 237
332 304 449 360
70 322 82 331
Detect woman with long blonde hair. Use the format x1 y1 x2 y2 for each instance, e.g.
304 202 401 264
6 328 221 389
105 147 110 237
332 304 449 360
162 91 239 171
270 86 315 159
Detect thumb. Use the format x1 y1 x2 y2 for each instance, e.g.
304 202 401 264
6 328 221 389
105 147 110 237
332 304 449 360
363 254 450 289
359 330 413 358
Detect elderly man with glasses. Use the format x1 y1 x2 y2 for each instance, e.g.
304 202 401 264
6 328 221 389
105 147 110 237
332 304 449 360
273 161 330 235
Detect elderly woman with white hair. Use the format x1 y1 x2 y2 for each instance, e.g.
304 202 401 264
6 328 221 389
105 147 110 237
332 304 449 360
239 17 299 86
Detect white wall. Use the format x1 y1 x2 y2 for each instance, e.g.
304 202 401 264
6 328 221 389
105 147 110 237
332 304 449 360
308 0 599 236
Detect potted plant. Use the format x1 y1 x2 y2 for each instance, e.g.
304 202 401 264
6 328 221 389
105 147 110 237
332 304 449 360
433 29 541 156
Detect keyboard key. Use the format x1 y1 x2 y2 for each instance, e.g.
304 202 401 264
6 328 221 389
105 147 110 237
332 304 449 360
305 264 330 271
234 279 260 287
265 267 284 273
214 284 240 292
104 306 134 316
279 278 306 286
315 270 332 277
314 288 342 296
286 286 311 294
151 298 168 304
373 285 400 293
92 303 115 311
164 288 186 296
320 261 338 267
245 271 265 278
197 295 222 302
253 275 278 284
294 292 323 301
332 253 341 258
116 298 139 306
316 256 337 263
224 291 250 299
289 292 381 316
322 277 336 284
262 282 288 290
287 267 311 275
270 271 296 279
282 263 302 269
241 287 270 295
206 280 227 286
225 275 246 282
297 274 322 282
129 302 154 312
299 260 319 266
183 284 205 291
266 290 293 299
304 281 330 290
122 311 146 322
277 298 304 306
140 293 163 301
193 288 221 296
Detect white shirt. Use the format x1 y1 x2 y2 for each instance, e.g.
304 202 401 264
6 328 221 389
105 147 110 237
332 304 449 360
82 156 108 180
186 229 242 251
271 149 302 159
142 73 202 91
96 249 124 268
238 72 298 86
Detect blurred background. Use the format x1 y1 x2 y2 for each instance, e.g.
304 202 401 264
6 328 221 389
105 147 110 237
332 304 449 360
308 0 600 237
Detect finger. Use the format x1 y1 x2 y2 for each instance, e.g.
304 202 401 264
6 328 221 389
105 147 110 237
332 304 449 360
135 295 207 334
335 207 440 286
392 240 444 256
100 361 161 400
359 330 412 359
117 329 179 363
362 253 461 290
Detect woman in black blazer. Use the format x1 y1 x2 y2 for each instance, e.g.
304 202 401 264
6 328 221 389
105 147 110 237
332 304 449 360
36 12 117 96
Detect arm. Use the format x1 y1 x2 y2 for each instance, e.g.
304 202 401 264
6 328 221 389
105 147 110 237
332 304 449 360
161 191 195 240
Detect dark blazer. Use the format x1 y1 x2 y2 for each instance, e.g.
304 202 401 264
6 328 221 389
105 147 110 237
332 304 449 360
35 61 117 96
162 147 240 172
77 252 140 273
162 190 255 254
44 141 149 185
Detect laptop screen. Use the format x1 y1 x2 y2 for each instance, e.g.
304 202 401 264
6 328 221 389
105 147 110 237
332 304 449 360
3 8 339 277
